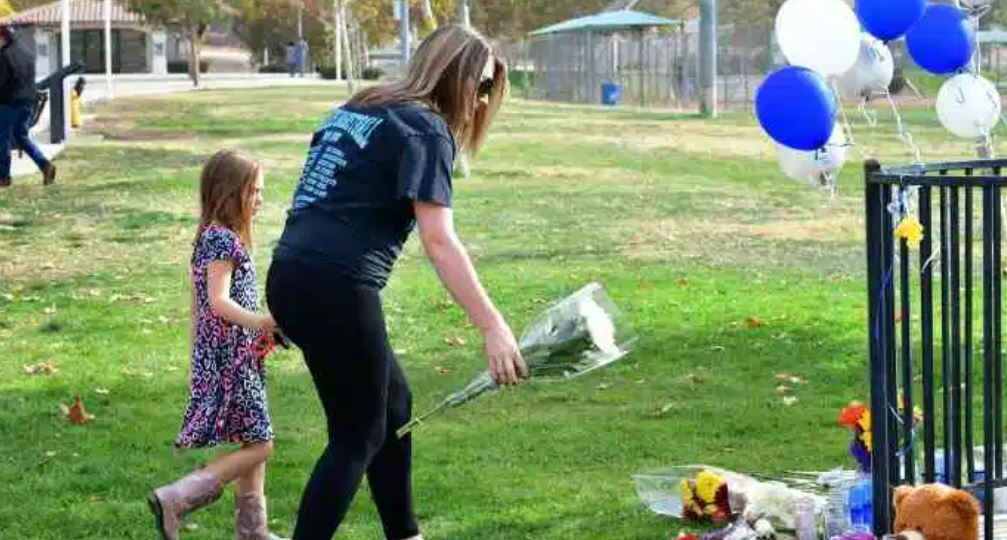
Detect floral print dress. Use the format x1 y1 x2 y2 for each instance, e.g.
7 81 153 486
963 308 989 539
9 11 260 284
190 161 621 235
175 224 274 448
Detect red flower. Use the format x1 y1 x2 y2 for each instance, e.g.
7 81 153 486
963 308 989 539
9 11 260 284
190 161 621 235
839 402 867 429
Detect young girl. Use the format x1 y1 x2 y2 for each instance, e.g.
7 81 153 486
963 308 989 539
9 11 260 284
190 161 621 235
149 150 286 540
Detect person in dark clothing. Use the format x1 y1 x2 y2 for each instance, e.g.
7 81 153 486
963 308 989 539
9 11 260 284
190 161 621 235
266 25 523 540
0 25 55 188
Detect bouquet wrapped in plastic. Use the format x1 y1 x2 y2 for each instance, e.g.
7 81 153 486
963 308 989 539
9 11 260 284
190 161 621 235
396 283 635 438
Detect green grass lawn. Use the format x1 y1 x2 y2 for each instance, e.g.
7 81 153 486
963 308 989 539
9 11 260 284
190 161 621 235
0 86 994 539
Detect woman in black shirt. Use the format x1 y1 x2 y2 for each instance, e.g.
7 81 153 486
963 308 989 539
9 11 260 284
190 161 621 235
267 24 527 540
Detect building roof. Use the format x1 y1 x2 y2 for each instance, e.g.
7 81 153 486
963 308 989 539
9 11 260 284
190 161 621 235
1 0 146 27
530 9 680 36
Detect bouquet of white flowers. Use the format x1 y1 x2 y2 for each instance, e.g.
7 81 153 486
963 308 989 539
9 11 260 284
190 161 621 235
396 283 635 438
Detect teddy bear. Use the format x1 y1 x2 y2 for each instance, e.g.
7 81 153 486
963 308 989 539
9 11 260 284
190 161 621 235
891 483 980 540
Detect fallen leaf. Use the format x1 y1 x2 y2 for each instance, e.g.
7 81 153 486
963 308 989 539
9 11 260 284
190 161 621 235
1 293 13 301
782 396 799 406
44 451 57 458
164 365 179 373
43 305 57 315
60 397 95 425
23 362 59 375
746 317 766 328
86 289 102 297
655 402 675 416
85 495 104 504
443 336 466 347
710 345 725 352
432 365 452 375
895 311 903 323
532 298 548 304
183 523 200 532
433 298 453 310
677 278 689 286
776 385 792 396
157 316 172 324
686 373 704 385
40 263 54 271
596 382 611 390
635 378 647 385
639 280 654 291
774 372 806 385
94 388 110 396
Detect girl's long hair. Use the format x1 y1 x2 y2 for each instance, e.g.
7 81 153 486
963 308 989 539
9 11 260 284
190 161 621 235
196 149 261 248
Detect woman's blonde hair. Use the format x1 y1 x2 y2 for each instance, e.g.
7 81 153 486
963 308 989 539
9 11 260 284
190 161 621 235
347 24 506 155
197 149 261 248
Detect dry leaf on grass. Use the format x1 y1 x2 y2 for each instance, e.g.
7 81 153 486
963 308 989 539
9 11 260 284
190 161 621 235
639 280 654 291
443 336 466 347
655 402 676 417
432 365 452 375
746 317 766 328
774 372 806 385
775 385 792 396
94 388 110 396
596 382 611 390
23 362 59 375
60 397 95 425
677 278 689 286
782 396 799 406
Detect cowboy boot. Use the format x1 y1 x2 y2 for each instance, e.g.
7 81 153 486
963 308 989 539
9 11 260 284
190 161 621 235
148 470 224 540
235 492 288 540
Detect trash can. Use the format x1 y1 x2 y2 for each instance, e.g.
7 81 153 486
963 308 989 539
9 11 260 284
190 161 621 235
601 82 622 106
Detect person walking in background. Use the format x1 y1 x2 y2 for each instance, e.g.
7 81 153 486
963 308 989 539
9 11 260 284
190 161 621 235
286 42 297 78
296 38 309 78
0 25 55 188
70 77 86 129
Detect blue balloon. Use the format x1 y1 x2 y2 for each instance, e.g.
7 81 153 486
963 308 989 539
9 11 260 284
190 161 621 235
755 67 837 151
856 0 926 41
906 4 975 75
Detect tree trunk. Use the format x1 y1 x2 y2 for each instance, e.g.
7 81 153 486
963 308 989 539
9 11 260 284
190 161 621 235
457 0 471 28
189 36 201 87
419 0 437 35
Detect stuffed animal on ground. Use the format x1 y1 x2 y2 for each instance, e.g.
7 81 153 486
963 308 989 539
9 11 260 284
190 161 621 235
891 484 980 540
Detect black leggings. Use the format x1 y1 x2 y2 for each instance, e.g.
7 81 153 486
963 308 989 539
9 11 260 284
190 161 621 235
266 259 418 540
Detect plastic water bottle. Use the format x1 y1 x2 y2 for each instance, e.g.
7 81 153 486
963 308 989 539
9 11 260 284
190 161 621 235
825 480 853 538
848 478 873 531
794 496 817 540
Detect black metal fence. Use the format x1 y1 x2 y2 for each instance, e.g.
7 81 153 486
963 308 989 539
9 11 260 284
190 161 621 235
865 158 1006 538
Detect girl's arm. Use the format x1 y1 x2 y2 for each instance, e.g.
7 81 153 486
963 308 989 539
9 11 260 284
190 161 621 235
414 201 527 385
206 260 275 332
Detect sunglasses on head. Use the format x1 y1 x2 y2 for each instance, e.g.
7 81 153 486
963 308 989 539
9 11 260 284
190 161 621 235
477 77 495 98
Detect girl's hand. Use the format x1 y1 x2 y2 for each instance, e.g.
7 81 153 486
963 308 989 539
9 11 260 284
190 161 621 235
482 321 528 386
256 313 277 334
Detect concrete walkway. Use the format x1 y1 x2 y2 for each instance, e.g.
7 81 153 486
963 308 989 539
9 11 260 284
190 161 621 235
8 73 346 180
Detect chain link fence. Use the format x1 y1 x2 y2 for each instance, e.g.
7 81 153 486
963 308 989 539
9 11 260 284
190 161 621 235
496 23 780 111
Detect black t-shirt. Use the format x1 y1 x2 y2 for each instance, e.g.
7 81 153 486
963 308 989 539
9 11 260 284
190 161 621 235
273 104 455 289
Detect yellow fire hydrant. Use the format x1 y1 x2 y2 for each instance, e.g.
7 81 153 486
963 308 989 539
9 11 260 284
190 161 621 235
70 77 85 128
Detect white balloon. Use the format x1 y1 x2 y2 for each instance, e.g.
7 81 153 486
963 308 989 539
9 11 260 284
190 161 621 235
776 0 861 77
837 34 895 101
960 0 991 8
936 74 1002 140
777 123 849 187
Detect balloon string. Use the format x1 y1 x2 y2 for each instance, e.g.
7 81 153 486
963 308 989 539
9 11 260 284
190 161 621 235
832 79 866 162
884 91 924 165
858 98 879 128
